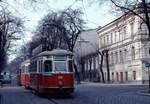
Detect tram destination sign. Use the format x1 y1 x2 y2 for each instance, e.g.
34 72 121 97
145 63 150 67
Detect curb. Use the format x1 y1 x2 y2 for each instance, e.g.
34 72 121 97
136 90 150 96
75 81 149 86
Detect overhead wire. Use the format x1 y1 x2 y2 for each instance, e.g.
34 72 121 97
80 0 100 26
67 0 78 9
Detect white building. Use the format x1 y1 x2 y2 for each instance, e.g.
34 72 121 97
97 13 150 84
74 29 100 81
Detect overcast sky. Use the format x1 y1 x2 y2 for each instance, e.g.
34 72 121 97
6 0 117 61
8 0 117 34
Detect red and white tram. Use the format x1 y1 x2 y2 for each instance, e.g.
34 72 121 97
20 59 30 88
29 49 74 94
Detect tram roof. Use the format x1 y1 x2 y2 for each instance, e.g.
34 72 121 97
37 49 73 57
21 59 30 66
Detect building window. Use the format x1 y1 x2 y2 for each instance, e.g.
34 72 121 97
132 47 135 60
115 31 117 42
100 37 102 47
133 71 136 80
115 52 118 64
130 22 134 36
107 35 109 45
120 51 123 63
104 36 106 46
119 29 121 41
111 33 113 43
124 49 127 61
123 26 126 40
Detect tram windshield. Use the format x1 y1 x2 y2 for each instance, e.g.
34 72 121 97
44 60 52 72
54 61 67 72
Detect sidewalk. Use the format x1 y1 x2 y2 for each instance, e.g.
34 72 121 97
75 81 149 86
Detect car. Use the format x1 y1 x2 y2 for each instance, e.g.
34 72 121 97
0 75 11 84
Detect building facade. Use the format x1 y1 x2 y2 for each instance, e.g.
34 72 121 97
97 13 150 84
74 29 100 81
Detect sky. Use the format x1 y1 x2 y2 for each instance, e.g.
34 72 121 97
5 0 117 61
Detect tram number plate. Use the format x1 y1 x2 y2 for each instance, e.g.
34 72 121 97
58 76 63 79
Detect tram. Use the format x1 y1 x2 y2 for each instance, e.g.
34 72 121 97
19 59 30 88
29 48 74 94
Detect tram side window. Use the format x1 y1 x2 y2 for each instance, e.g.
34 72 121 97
29 61 33 72
29 60 37 72
44 60 52 72
68 60 73 72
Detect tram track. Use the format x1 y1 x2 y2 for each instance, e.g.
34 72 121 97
46 95 60 104
30 90 60 104
48 98 59 104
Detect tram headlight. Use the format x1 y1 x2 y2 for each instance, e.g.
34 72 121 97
59 81 63 87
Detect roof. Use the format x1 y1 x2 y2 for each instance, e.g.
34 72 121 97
97 12 132 33
21 59 30 67
37 48 73 57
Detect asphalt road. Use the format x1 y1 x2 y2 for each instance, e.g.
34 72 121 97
0 82 150 104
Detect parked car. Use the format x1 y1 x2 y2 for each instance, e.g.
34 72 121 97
0 75 11 84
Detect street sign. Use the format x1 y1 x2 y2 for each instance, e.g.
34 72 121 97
145 63 150 67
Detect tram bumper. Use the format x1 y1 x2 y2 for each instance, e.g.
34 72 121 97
43 87 74 94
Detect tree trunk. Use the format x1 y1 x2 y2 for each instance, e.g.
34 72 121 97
105 50 110 83
81 61 85 81
99 53 105 83
89 59 92 81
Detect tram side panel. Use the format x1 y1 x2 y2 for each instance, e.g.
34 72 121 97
25 74 30 88
30 73 38 91
21 74 25 86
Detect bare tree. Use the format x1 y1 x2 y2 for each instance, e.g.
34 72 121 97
97 50 105 83
60 8 85 84
108 0 150 37
0 9 23 71
93 0 150 38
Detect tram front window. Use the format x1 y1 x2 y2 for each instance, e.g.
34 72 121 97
54 61 67 72
44 60 52 72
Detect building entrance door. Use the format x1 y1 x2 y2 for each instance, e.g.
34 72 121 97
120 72 123 83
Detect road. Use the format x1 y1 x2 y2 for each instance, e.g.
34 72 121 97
0 82 150 104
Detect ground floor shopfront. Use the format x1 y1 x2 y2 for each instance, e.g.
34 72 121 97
102 60 149 84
